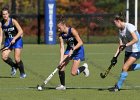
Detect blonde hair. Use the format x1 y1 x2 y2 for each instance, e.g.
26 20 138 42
57 15 66 24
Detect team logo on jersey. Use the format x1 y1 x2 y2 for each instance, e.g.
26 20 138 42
65 37 74 43
3 27 15 32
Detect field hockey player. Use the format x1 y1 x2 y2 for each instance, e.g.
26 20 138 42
109 13 140 92
56 16 90 90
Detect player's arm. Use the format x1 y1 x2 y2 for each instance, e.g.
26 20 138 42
71 28 83 50
119 31 138 52
126 31 138 46
59 36 65 62
115 37 127 55
11 19 23 43
0 23 3 48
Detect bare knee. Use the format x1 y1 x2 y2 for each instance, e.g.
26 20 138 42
1 50 11 61
1 54 8 61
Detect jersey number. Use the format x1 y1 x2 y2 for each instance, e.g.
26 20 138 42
8 33 13 38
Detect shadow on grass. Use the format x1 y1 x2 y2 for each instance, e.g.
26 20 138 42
0 76 17 78
29 86 139 92
98 88 131 91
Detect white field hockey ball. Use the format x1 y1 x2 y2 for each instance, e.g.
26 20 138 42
37 86 43 91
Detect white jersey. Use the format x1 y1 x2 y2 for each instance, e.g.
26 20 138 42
119 23 140 52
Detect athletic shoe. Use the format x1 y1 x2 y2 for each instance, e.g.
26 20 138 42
20 73 27 79
11 67 17 76
56 85 66 90
83 63 89 77
108 84 120 92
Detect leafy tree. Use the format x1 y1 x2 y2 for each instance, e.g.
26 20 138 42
95 0 126 13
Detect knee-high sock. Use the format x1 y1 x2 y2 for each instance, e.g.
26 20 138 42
131 64 140 71
4 57 16 68
59 71 65 86
77 66 85 75
117 71 128 89
16 60 25 74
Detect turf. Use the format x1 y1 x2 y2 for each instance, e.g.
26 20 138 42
0 44 140 100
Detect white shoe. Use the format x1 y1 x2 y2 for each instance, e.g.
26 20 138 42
56 85 66 90
83 63 89 77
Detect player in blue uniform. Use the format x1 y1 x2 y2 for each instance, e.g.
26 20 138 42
55 17 89 90
0 7 26 78
109 13 140 92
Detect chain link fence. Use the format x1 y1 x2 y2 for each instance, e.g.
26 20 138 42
0 0 139 44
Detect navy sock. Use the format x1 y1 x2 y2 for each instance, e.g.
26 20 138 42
16 60 25 74
77 66 85 75
4 57 16 68
59 71 65 86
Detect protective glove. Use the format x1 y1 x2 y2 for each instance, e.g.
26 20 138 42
111 57 117 65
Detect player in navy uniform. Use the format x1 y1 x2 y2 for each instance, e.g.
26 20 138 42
55 17 89 90
0 7 26 78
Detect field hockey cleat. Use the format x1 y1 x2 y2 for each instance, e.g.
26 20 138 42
56 85 66 90
83 63 89 77
108 84 120 92
11 67 17 76
20 73 27 79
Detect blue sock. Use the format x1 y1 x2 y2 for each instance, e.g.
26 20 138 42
117 71 128 89
131 64 140 71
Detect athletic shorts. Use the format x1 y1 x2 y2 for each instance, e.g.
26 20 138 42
64 46 85 61
4 37 23 49
125 51 140 59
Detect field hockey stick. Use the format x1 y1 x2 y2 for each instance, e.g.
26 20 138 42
100 49 121 79
0 43 12 51
37 55 71 91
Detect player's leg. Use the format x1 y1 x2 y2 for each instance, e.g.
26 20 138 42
130 64 140 70
14 48 26 78
56 55 70 90
117 57 136 88
109 56 136 92
1 49 17 76
71 59 89 77
72 46 89 77
71 59 81 76
128 52 140 71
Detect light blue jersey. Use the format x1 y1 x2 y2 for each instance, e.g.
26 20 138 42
119 23 140 52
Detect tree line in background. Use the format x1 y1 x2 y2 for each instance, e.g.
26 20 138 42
0 0 138 16
0 0 139 43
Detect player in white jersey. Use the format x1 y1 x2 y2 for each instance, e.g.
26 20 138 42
109 13 140 92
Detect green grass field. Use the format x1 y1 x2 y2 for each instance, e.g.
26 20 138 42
0 44 140 100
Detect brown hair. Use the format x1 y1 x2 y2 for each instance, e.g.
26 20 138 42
114 12 125 21
1 6 9 14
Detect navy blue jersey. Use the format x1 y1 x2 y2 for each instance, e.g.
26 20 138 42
1 18 18 38
59 28 78 48
59 27 85 61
